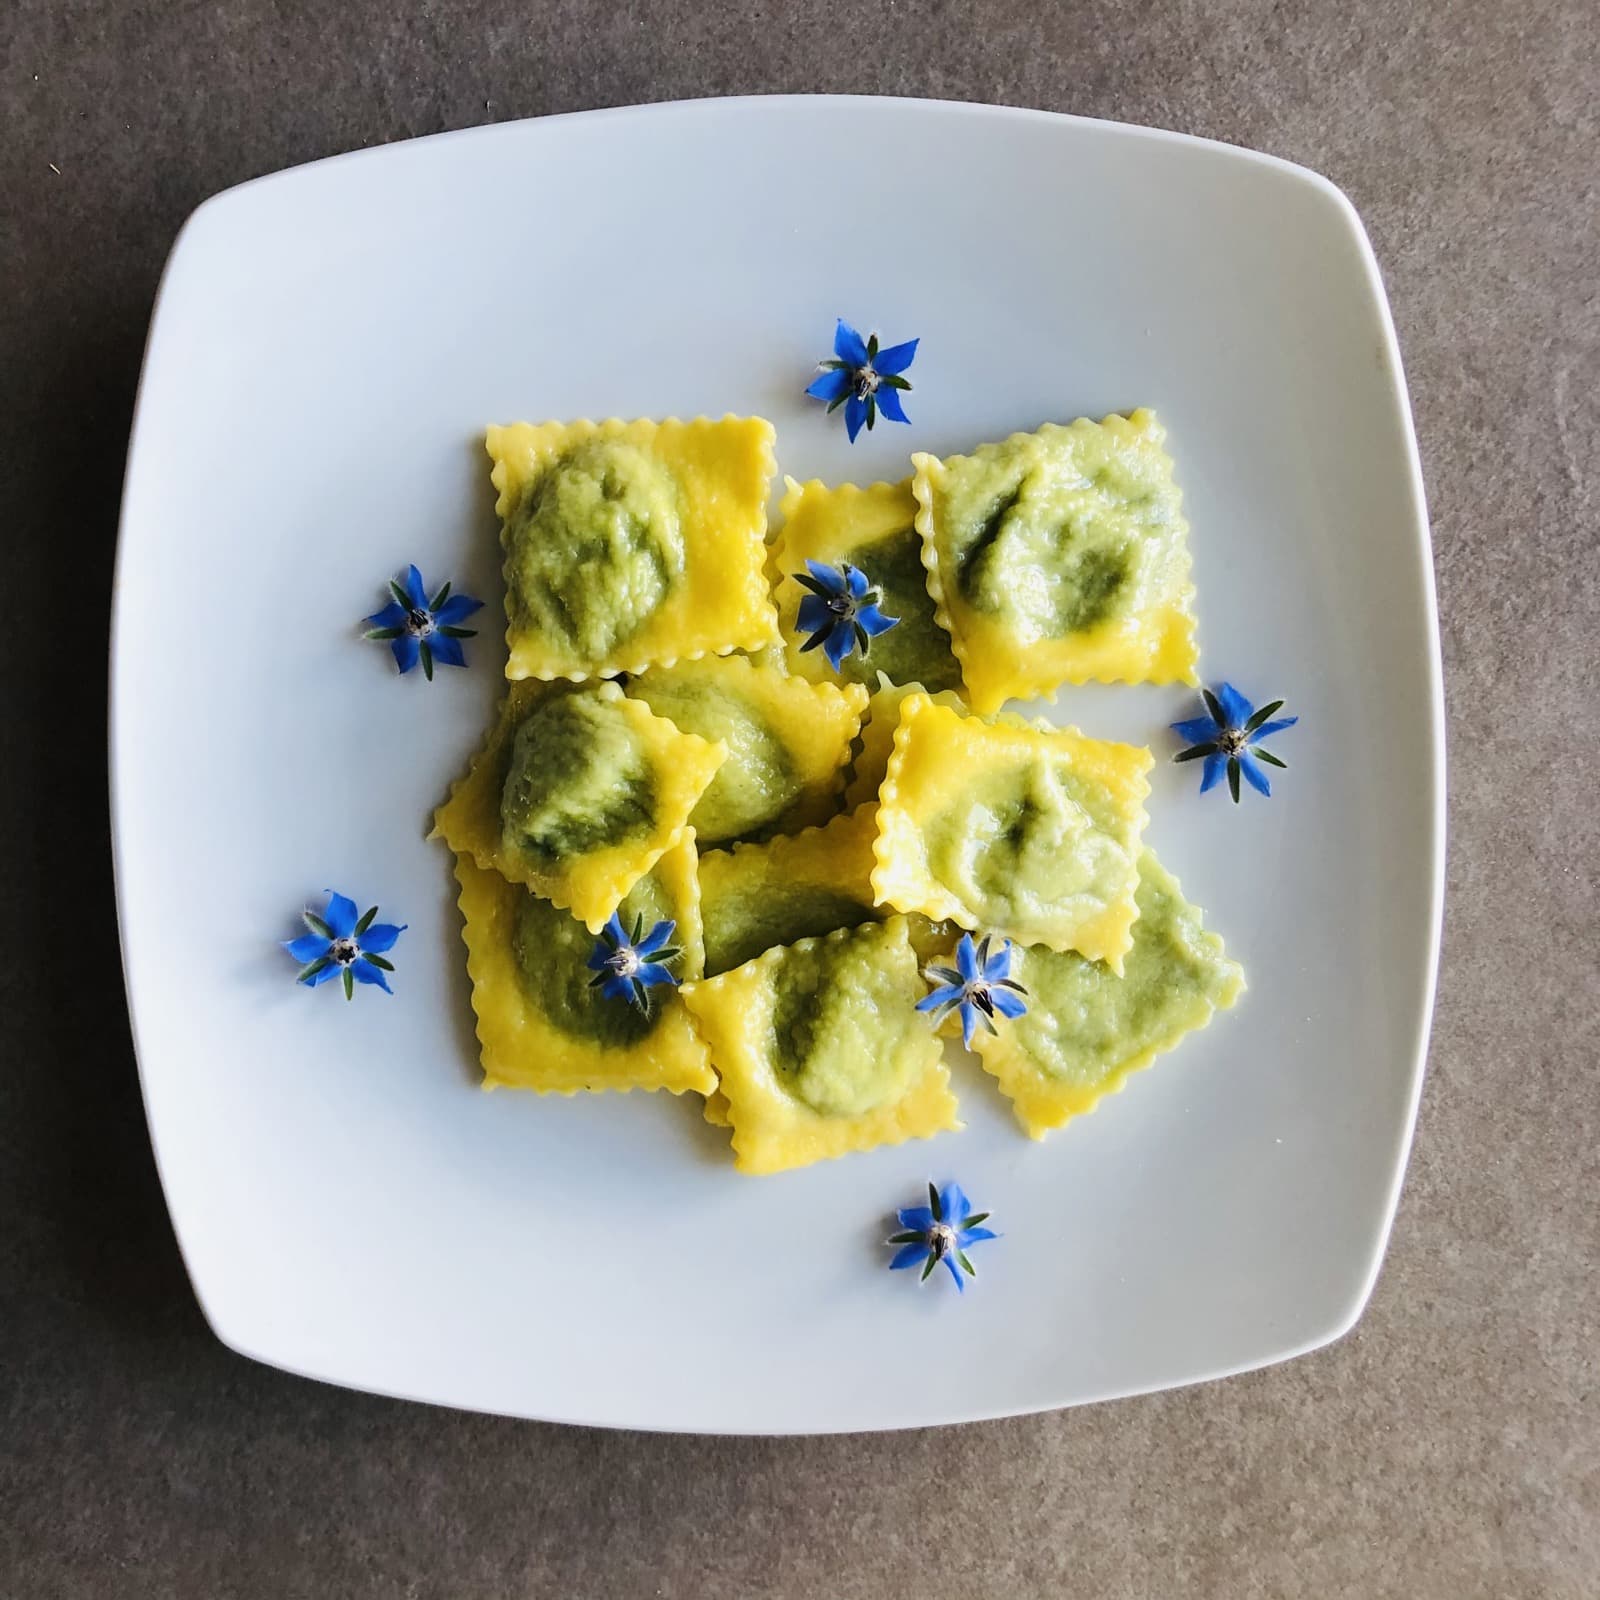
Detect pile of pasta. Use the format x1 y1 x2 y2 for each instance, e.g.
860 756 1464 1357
434 412 1243 1175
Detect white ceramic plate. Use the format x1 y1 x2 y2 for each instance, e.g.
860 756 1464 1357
112 96 1442 1433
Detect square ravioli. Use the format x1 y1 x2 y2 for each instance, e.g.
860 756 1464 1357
453 841 714 1096
432 679 724 931
624 653 867 845
680 916 960 1175
488 416 779 681
771 477 962 693
698 806 881 977
872 693 1153 971
973 850 1244 1137
912 409 1198 712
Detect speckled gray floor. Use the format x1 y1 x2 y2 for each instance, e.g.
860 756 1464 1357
2 2 1596 1595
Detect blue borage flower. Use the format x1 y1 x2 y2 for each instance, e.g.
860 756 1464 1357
1171 682 1299 802
792 559 900 670
364 564 484 679
887 1181 998 1291
917 933 1028 1049
283 891 406 1000
805 319 919 443
586 913 682 1012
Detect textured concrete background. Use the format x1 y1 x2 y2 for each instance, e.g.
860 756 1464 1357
3 2 1596 1595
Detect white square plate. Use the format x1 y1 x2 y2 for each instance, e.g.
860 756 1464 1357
113 96 1442 1432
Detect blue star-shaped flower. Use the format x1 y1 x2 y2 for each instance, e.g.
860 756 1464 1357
792 559 900 671
586 913 682 1011
363 564 484 680
282 891 406 1000
805 319 919 443
916 933 1028 1049
1171 682 1299 802
887 1181 998 1291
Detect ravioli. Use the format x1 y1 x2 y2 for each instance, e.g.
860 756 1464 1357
972 850 1244 1137
489 417 779 681
697 806 880 977
872 693 1153 970
681 917 960 1174
431 679 725 931
772 477 962 693
912 409 1198 712
454 840 715 1096
624 653 867 845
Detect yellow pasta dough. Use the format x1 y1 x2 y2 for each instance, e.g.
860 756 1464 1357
488 416 779 681
431 679 724 931
624 653 867 844
913 409 1198 712
453 841 715 1096
842 673 967 811
872 693 1153 971
680 917 960 1174
973 850 1244 1137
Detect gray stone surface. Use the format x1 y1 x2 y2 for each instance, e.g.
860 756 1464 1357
2 1 1595 1594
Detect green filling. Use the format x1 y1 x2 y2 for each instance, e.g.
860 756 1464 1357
504 439 686 661
511 869 677 1047
702 884 875 978
629 678 797 844
768 924 914 1116
937 427 1177 643
826 528 961 692
1008 851 1241 1082
500 691 657 865
926 753 1132 933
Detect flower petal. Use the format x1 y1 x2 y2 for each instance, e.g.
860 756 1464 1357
391 633 421 674
635 961 678 990
856 603 899 637
897 1205 935 1232
982 941 1012 982
796 594 833 638
959 1000 979 1050
429 632 467 669
804 559 848 596
359 921 405 955
943 1183 970 1223
307 959 345 987
351 958 393 992
874 337 919 376
958 1225 998 1245
604 912 627 946
1215 682 1255 729
323 893 359 939
364 599 407 631
956 936 980 982
599 973 636 1004
843 394 867 444
890 1242 929 1271
433 593 484 626
637 919 676 955
916 985 961 1012
1170 714 1221 744
1238 751 1273 796
822 621 854 670
845 564 870 600
874 383 910 425
403 565 428 609
283 932 330 963
1251 715 1299 741
1199 751 1229 794
834 319 869 367
943 1255 966 1291
805 367 851 403
992 988 1028 1020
